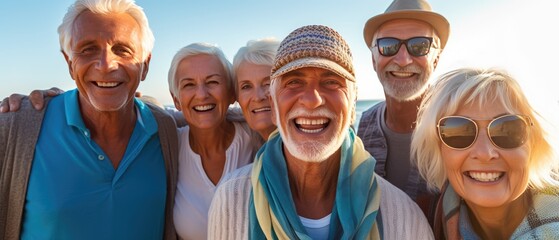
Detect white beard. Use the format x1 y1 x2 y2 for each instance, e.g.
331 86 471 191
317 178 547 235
382 78 428 101
380 63 429 101
275 106 348 163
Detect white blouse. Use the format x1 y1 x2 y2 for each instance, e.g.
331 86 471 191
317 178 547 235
173 122 257 240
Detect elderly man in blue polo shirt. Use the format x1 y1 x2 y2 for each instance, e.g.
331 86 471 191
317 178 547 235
0 0 178 239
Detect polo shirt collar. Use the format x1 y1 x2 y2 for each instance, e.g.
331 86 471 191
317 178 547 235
63 89 158 136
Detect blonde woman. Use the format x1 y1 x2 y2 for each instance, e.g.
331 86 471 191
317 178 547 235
412 67 559 239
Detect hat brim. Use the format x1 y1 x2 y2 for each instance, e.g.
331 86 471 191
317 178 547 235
364 10 450 50
270 57 356 82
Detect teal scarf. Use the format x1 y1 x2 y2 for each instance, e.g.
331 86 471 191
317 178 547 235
249 129 383 239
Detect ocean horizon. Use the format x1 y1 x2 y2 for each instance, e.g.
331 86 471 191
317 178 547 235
354 99 381 130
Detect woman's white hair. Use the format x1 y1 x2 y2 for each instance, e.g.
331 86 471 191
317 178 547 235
231 38 280 96
167 42 232 98
58 0 154 61
412 67 559 192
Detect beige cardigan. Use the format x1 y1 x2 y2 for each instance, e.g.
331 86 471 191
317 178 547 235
208 164 435 240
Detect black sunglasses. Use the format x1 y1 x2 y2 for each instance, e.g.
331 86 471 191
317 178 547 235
437 114 532 150
374 37 434 57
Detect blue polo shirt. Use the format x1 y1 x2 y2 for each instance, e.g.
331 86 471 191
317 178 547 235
21 89 167 240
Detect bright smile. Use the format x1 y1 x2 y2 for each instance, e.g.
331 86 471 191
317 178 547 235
95 82 121 88
252 107 271 113
389 71 417 78
193 104 216 112
294 117 330 133
465 171 505 182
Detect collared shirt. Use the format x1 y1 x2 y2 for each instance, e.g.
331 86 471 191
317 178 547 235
21 89 167 240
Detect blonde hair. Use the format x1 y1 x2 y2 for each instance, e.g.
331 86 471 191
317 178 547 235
412 67 558 192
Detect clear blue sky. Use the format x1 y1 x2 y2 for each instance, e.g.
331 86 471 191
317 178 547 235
1 0 557 122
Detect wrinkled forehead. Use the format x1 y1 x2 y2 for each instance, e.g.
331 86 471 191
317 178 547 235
280 67 343 79
71 11 142 44
374 19 436 39
270 67 357 98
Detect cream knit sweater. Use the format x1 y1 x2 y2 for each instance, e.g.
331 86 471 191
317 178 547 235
208 164 434 240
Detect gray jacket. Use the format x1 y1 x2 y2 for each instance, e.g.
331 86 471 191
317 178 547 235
357 101 437 225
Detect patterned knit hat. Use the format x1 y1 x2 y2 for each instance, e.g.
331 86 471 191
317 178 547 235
271 25 355 82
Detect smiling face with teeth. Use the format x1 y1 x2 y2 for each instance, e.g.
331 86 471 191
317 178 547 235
441 100 531 210
65 11 149 113
372 19 440 102
236 61 275 139
270 67 355 163
172 54 235 129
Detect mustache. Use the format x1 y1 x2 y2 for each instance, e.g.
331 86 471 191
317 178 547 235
385 63 423 74
286 107 336 120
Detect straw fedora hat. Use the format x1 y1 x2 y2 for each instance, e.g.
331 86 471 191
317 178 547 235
363 0 450 50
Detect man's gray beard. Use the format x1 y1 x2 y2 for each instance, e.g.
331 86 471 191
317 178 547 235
381 79 428 102
380 63 429 102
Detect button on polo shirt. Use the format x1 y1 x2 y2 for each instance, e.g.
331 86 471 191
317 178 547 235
21 89 167 240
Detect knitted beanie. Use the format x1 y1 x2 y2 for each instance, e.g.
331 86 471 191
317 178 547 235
270 25 355 82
